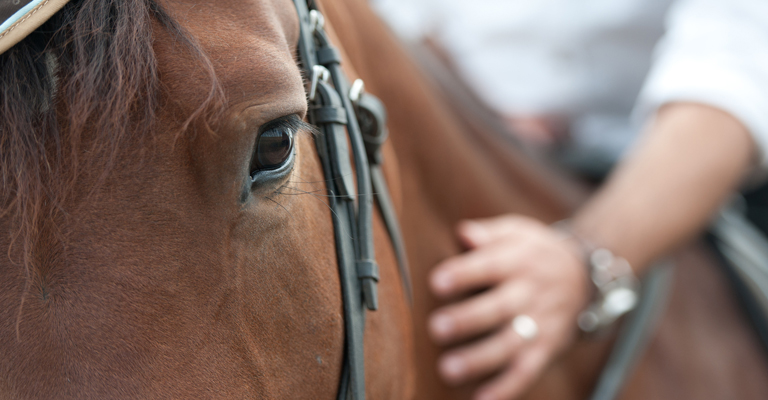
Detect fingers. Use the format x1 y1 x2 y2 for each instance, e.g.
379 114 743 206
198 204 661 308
430 281 533 344
438 322 530 385
433 215 550 298
431 241 529 298
474 346 549 400
457 215 538 249
429 214 585 399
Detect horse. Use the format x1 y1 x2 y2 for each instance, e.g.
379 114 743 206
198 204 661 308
1 0 767 399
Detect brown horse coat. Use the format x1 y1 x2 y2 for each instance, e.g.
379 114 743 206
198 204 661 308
318 0 768 399
1 0 767 399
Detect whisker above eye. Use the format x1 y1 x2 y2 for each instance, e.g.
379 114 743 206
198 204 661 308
264 195 290 213
277 185 348 198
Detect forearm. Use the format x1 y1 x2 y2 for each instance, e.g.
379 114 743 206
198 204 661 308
572 103 755 273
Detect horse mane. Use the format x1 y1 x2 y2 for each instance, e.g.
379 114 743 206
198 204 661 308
0 0 223 278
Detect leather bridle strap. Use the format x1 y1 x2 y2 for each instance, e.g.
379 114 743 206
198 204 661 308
311 74 368 400
292 1 411 399
298 0 379 312
355 93 413 302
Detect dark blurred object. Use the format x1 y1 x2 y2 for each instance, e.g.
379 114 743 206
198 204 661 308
745 183 768 237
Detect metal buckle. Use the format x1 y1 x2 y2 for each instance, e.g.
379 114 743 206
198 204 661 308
309 65 331 101
309 10 325 34
349 79 365 102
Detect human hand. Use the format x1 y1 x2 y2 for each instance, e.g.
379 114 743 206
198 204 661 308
429 215 590 400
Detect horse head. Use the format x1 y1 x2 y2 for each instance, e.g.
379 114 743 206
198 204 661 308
0 0 412 398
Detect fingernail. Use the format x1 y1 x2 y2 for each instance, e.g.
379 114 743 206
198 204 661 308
440 356 465 379
431 271 452 292
430 314 454 338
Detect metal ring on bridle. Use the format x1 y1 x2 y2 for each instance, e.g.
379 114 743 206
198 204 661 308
309 9 325 33
349 79 365 102
309 65 330 101
512 314 539 341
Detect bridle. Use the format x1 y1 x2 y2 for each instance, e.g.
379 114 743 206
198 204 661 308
1 0 408 397
291 1 411 399
289 3 676 400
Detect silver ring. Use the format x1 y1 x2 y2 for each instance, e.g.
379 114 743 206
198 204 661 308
512 314 539 341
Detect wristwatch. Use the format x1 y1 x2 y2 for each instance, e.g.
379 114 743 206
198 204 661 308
554 221 641 333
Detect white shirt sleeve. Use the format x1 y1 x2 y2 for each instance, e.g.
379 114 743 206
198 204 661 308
636 0 768 178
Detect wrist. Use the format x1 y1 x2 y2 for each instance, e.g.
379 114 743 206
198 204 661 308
553 220 641 333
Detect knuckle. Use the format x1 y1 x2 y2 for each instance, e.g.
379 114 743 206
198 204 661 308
490 298 511 322
495 214 531 232
502 327 523 352
513 215 544 229
497 289 520 317
485 260 508 281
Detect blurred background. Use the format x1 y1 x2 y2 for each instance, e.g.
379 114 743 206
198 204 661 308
371 0 674 177
369 0 768 231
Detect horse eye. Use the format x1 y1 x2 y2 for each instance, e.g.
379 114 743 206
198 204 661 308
250 125 294 176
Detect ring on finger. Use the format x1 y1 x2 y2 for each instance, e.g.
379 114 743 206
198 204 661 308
512 314 538 341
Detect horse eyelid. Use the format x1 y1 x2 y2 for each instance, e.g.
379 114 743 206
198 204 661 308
293 118 319 138
258 114 316 138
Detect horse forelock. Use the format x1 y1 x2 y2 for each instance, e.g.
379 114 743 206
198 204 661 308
0 0 224 292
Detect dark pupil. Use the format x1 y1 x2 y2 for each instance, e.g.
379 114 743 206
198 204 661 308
254 129 292 171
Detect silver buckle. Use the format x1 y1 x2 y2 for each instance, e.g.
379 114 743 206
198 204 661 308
349 79 365 102
309 10 325 34
309 65 331 101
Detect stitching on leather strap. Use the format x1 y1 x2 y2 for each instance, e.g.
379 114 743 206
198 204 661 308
0 0 51 40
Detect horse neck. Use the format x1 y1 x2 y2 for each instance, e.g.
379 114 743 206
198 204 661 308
319 0 580 222
319 0 585 398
